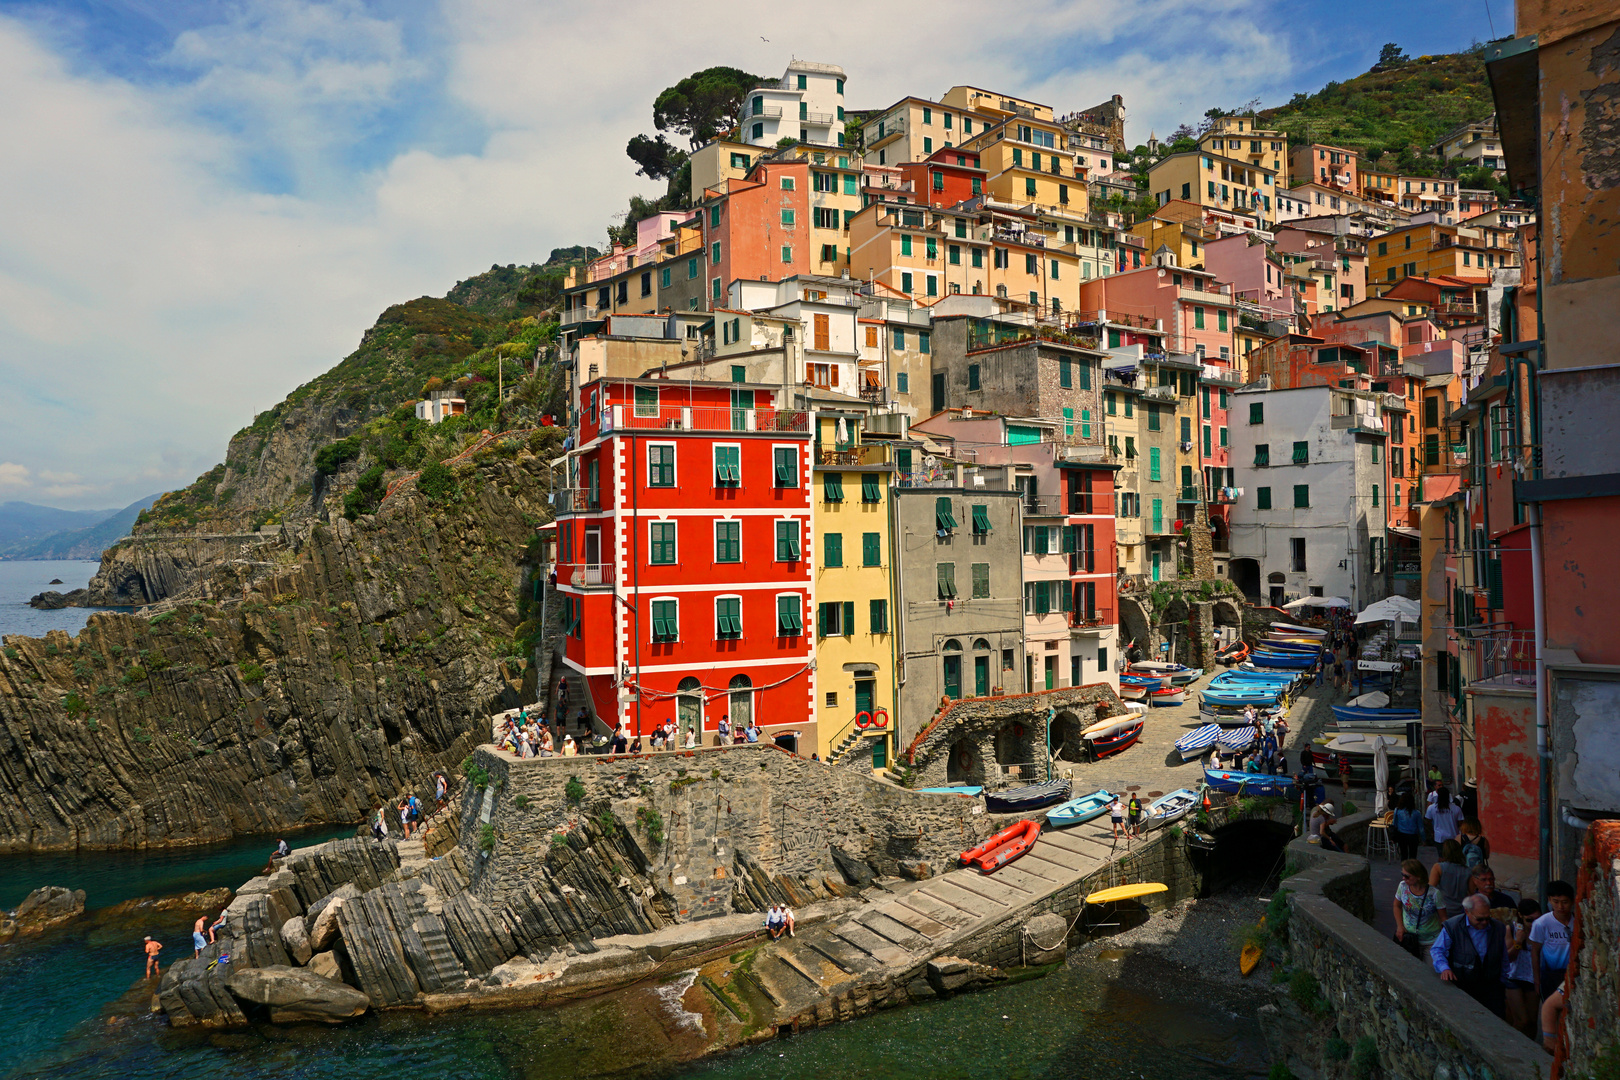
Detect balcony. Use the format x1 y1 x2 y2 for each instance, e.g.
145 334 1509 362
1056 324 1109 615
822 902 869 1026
559 562 614 588
1070 607 1114 630
749 106 784 120
1021 496 1065 517
555 489 600 514
1178 486 1201 503
607 405 809 434
802 111 837 126
859 384 888 405
818 445 887 467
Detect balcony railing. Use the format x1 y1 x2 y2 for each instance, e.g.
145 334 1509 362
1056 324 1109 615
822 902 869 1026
607 405 809 434
750 106 784 120
1070 606 1114 629
802 111 837 125
818 445 887 467
559 562 614 587
1022 496 1065 517
1178 486 1201 503
555 488 599 514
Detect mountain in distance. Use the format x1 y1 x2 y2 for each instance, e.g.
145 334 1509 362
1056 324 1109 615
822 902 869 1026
3 494 164 560
0 502 119 548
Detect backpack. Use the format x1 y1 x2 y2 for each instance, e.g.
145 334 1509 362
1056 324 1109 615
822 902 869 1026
1462 838 1485 867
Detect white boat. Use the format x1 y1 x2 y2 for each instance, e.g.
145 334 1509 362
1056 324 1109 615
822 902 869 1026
1119 683 1147 701
1324 734 1413 758
1141 788 1198 831
1148 686 1188 706
1329 716 1417 734
1082 715 1141 741
1270 622 1327 637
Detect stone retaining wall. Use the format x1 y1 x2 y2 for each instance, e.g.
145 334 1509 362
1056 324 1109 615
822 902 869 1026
1266 813 1547 1080
1561 820 1620 1078
902 684 1125 788
465 743 1009 918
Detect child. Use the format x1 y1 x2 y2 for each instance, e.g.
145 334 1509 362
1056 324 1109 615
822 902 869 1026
1529 880 1575 1002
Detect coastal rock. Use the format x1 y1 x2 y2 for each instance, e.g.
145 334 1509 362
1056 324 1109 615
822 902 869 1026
225 965 370 1024
897 859 934 881
157 953 249 1028
104 887 233 917
0 885 86 940
26 589 87 610
336 878 472 1006
307 883 361 950
281 916 313 966
925 956 1004 996
829 846 877 888
306 950 344 983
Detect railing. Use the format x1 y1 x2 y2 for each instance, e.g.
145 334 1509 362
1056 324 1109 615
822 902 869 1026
559 563 614 587
1179 486 1201 502
859 385 887 404
1022 497 1065 517
608 405 809 434
803 111 836 125
555 488 599 514
750 106 784 120
1464 628 1537 684
1070 606 1114 629
818 445 887 467
896 467 958 489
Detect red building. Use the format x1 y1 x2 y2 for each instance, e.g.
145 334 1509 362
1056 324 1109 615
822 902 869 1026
896 146 985 208
1062 459 1120 686
700 160 810 309
555 378 816 749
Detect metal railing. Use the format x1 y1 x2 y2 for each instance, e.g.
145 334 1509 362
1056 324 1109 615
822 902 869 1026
818 445 887 467
555 489 598 514
1070 606 1114 629
607 405 809 434
559 562 614 587
750 106 783 119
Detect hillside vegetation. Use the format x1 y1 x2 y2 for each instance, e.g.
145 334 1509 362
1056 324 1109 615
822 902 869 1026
137 246 596 535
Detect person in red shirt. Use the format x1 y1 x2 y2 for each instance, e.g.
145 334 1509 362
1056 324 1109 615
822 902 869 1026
1338 754 1354 797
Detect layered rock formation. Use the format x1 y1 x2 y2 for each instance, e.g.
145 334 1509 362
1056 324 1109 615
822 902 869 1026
0 885 86 941
0 445 554 851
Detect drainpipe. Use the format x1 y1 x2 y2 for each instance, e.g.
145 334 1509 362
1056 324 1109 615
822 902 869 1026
1531 497 1548 904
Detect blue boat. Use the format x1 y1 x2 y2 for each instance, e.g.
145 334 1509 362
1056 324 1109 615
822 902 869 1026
1330 704 1421 724
1174 723 1222 760
1216 726 1257 753
1210 672 1295 688
1046 788 1114 827
1142 788 1198 830
1258 639 1322 654
1248 652 1315 670
918 785 984 796
1203 769 1295 797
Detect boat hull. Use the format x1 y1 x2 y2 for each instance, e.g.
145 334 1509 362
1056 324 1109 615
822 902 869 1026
1142 789 1197 830
983 779 1072 814
1047 789 1114 828
1086 720 1143 759
1149 687 1188 706
959 819 1041 872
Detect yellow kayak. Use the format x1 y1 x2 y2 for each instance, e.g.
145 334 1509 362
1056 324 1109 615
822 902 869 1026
1240 944 1262 975
1084 882 1169 905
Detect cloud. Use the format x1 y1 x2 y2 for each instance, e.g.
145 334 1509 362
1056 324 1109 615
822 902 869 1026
0 0 1483 511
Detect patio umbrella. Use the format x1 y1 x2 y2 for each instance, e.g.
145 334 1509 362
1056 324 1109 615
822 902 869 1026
836 416 849 445
1373 738 1390 814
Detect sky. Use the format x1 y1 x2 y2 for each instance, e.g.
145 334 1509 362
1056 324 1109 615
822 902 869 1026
0 0 1509 510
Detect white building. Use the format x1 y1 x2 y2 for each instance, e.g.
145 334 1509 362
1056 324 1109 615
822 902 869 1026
741 61 848 149
1227 383 1390 610
416 391 466 424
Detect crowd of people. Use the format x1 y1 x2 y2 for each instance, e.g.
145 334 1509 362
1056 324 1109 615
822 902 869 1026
492 702 770 759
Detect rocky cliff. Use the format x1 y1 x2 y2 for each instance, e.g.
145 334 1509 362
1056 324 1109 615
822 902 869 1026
0 437 558 852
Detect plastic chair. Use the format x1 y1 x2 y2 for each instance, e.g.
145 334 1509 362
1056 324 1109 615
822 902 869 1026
1364 812 1396 862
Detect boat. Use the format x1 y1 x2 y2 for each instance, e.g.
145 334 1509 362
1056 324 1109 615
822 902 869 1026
1330 703 1420 724
959 819 1041 872
1201 688 1286 708
1085 882 1169 905
1126 660 1191 674
1120 673 1168 690
1324 734 1414 759
1142 788 1198 830
1240 943 1263 976
1083 716 1143 759
983 778 1072 814
1216 726 1258 753
1118 683 1147 702
1174 723 1222 760
1046 788 1114 828
1258 639 1322 654
1216 641 1250 665
1166 667 1206 686
1248 652 1315 670
1210 670 1296 687
917 785 984 796
1203 769 1296 797
1271 622 1327 636
1148 685 1188 706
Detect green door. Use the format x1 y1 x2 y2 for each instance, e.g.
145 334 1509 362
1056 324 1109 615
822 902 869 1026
731 388 753 431
944 655 962 700
1151 550 1162 582
871 736 887 769
974 655 990 696
1044 655 1056 690
854 678 874 718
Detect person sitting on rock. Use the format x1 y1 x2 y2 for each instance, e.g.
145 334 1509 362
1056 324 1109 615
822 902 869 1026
781 905 795 937
765 905 787 941
209 911 227 943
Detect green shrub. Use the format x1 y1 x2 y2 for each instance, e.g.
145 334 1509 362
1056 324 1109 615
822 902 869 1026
149 612 175 626
315 436 363 476
342 463 388 520
122 665 148 685
513 794 529 810
1342 799 1358 814
636 805 665 846
462 758 491 790
550 831 570 849
2 647 17 660
564 776 585 804
239 660 266 684
1288 969 1322 1012
1325 1037 1351 1061
417 460 456 501
478 823 496 854
1268 1063 1297 1080
63 693 87 718
1351 1036 1378 1079
597 811 618 838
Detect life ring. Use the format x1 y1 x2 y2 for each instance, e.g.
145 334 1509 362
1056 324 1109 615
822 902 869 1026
870 708 889 729
854 711 872 730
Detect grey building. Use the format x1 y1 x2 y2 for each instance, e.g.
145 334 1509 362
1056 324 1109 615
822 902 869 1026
892 464 1025 750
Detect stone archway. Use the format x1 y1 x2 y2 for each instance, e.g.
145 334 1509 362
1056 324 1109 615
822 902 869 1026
946 737 985 785
993 721 1039 780
1051 710 1088 763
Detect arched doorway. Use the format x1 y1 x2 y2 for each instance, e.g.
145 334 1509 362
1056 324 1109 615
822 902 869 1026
728 674 753 731
972 638 993 697
1266 571 1287 609
942 639 963 700
1051 710 1088 763
994 722 1037 780
677 677 701 746
1230 557 1261 600
946 737 984 785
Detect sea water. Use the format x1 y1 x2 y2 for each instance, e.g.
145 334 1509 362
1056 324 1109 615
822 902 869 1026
2 827 1270 1080
0 559 119 640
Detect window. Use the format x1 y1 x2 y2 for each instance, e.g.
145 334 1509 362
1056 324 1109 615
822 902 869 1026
1372 444 1381 464
817 602 854 637
823 532 843 567
650 522 676 565
898 372 909 393
651 600 678 642
715 521 740 563
861 474 881 502
1180 416 1192 442
1249 401 1264 425
648 443 675 486
634 385 659 418
1149 446 1162 482
782 245 793 264
1218 309 1228 332
1257 487 1271 509
688 257 698 280
716 597 741 638
1372 484 1380 507
774 447 798 486
1291 440 1308 465
659 266 670 289
780 176 795 191
919 331 931 354
777 595 802 634
971 504 991 535
1125 435 1136 458
937 563 957 599
1290 537 1306 572
935 496 957 530
862 532 881 566
1293 484 1310 508
968 364 980 390
1194 306 1205 330
1219 426 1228 447
970 562 990 599
1060 357 1072 387
901 272 913 293
870 599 888 633
892 327 905 351
775 520 801 561
1147 404 1161 431
823 472 844 501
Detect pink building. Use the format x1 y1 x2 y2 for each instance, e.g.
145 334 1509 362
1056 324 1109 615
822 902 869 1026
1202 233 1292 323
1078 255 1237 364
585 212 690 284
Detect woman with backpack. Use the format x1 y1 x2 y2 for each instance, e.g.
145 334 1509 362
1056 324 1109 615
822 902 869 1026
1429 839 1473 919
1459 820 1491 867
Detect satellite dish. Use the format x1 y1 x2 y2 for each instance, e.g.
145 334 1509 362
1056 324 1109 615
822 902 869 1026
924 455 937 468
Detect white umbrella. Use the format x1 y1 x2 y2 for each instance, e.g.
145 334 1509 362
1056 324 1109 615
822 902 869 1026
1374 738 1389 814
836 416 849 445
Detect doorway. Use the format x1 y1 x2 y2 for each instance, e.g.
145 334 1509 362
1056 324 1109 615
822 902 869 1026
677 677 701 746
943 648 962 700
854 678 875 720
871 735 887 769
1044 655 1057 690
1151 549 1162 582
1269 585 1285 608
974 655 990 697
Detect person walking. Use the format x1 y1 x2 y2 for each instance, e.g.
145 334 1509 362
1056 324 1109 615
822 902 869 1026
1392 858 1442 958
1530 880 1575 1002
1126 794 1143 839
1427 786 1466 846
193 916 209 958
1109 796 1125 840
1505 898 1542 1038
1459 820 1491 868
1430 839 1473 919
144 936 163 980
371 805 388 842
1337 753 1353 799
435 772 448 809
1392 791 1424 860
1431 894 1516 1018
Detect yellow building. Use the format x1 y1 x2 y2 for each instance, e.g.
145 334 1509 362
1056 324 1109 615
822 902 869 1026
690 138 761 199
769 143 865 275
1147 149 1280 226
1199 116 1289 186
961 117 1089 218
810 412 901 767
1367 221 1517 290
860 95 990 168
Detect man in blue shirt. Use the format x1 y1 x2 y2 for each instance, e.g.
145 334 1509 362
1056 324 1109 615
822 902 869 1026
1431 894 1518 1017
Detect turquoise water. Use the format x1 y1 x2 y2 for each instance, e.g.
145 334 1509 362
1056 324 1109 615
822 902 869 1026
3 835 1268 1080
0 559 120 639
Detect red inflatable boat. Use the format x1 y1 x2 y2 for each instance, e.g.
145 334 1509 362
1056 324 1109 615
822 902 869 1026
959 819 1041 873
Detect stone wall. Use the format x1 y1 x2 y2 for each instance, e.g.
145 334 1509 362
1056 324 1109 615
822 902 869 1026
900 683 1126 788
1561 820 1620 1078
1264 819 1547 1080
465 743 1009 919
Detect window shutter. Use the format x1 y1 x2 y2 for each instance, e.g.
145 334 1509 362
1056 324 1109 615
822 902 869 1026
935 497 957 530
843 601 856 635
1486 557 1503 609
823 473 844 500
863 532 880 566
861 474 881 502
